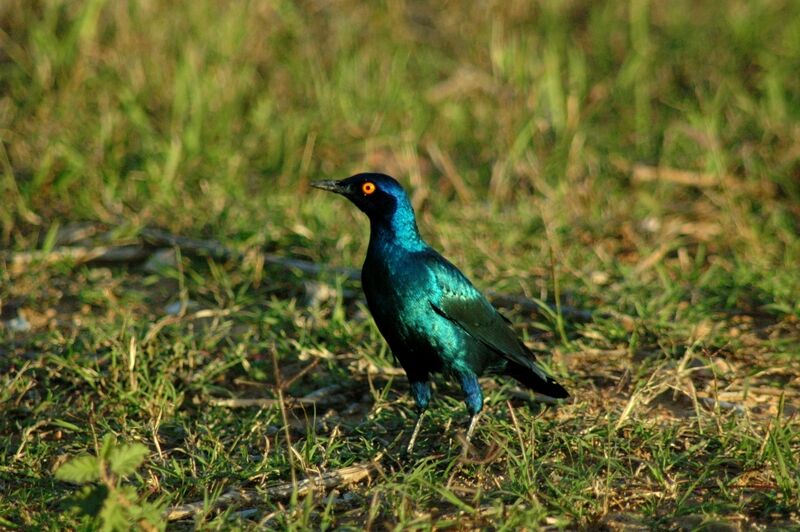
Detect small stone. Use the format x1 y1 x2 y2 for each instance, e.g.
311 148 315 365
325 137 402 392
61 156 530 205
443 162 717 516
164 300 197 315
640 216 661 233
5 314 31 333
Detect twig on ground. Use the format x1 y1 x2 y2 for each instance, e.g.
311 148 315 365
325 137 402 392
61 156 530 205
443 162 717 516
300 384 346 402
207 384 348 409
4 226 614 322
165 454 382 521
264 254 357 279
5 245 149 272
140 228 235 260
207 397 311 408
700 397 745 415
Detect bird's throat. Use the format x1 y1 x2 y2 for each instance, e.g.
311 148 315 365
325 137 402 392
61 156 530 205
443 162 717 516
369 206 426 253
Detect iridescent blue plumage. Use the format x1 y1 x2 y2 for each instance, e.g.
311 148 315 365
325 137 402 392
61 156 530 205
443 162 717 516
312 173 569 449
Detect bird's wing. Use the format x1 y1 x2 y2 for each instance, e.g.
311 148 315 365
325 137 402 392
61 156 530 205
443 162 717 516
423 251 552 381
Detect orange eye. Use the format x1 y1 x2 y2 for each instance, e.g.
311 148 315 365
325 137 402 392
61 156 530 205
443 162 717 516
362 182 376 195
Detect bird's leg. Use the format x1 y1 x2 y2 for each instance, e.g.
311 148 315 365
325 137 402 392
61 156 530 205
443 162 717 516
405 379 431 454
457 371 484 443
406 410 426 454
465 412 481 442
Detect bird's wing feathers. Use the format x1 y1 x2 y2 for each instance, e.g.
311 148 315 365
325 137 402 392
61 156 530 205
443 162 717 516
424 252 552 382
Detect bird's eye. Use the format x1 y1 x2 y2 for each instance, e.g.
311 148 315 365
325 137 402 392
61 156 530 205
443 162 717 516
362 182 376 195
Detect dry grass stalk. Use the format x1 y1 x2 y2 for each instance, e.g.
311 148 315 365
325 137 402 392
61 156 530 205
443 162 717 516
165 455 382 521
632 164 722 188
426 142 475 203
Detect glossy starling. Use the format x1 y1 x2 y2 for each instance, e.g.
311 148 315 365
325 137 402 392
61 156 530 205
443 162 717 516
312 173 569 451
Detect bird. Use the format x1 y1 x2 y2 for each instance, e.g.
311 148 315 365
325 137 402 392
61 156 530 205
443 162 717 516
312 173 569 452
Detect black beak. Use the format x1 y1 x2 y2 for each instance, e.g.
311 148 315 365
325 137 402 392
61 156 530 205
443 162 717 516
310 180 347 195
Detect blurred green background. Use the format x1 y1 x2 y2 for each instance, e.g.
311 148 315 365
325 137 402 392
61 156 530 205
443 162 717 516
3 0 799 234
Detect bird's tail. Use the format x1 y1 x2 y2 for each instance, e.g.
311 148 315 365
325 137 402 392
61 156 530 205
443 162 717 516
505 361 569 399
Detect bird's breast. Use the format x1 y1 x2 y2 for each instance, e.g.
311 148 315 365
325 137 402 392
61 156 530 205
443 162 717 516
361 249 466 366
363 252 435 333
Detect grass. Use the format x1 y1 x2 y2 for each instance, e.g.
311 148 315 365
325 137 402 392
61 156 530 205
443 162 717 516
2 0 800 529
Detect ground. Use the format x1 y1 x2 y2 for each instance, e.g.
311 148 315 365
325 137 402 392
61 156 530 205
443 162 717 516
1 1 799 529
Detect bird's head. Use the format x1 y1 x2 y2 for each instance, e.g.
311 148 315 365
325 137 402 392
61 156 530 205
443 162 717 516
311 173 410 221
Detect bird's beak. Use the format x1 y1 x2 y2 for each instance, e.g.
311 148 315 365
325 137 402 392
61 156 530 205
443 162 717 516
310 180 347 195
